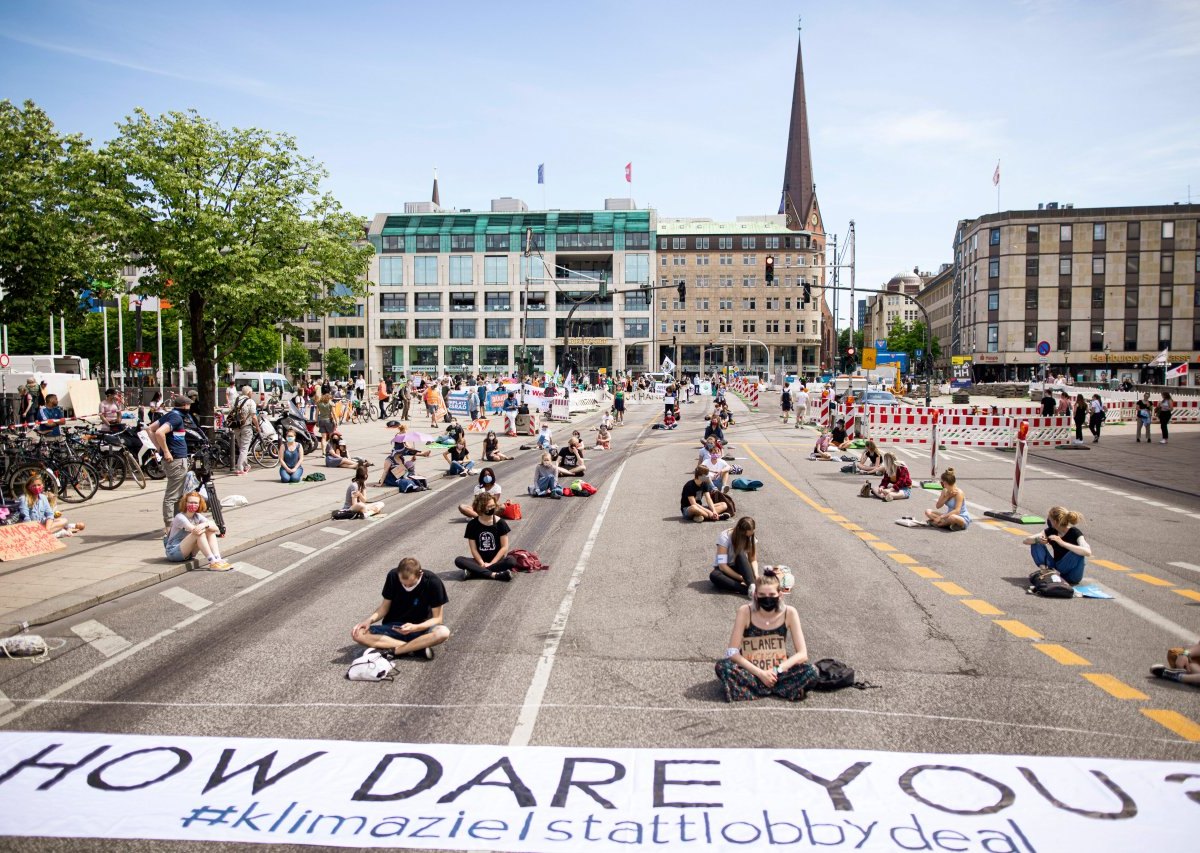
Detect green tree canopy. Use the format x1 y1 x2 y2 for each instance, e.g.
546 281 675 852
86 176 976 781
0 100 117 324
98 109 372 413
283 339 310 381
232 325 280 372
325 347 349 380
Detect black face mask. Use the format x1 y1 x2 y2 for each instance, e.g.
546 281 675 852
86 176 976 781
756 596 780 612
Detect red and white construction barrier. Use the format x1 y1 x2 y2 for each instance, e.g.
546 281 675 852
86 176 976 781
466 418 490 433
750 385 759 409
1011 420 1029 513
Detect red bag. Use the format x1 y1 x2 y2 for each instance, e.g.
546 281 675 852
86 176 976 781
578 482 598 496
500 501 522 521
510 548 549 572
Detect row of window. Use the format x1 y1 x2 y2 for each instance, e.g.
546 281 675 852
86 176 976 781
381 345 540 368
664 254 810 267
987 285 1192 312
665 319 814 335
989 253 1195 278
659 275 812 288
379 254 651 287
661 235 810 250
373 291 654 313
991 220 1184 246
983 321 1200 353
370 318 673 340
381 232 651 253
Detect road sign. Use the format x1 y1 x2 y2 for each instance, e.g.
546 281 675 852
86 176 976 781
875 339 887 349
861 347 877 370
915 348 924 358
1036 340 1051 356
0 354 8 368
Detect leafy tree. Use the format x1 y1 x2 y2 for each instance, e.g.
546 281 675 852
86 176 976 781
0 100 117 324
885 318 940 372
283 339 310 380
837 327 865 353
325 347 349 380
97 109 372 414
232 325 280 372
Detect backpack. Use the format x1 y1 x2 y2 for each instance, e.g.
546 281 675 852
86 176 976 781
809 658 876 691
509 549 549 572
346 649 396 682
1027 567 1074 598
233 397 252 428
331 508 364 520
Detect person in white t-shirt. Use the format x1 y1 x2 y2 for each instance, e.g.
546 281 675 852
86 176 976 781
702 449 733 493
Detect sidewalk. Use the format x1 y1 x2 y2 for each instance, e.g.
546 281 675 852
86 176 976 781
0 414 540 636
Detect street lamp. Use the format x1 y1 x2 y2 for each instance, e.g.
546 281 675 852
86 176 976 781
1104 342 1111 385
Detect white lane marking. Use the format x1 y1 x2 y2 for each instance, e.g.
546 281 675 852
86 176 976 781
231 562 271 580
1169 561 1200 573
69 620 132 658
509 458 629 748
1166 507 1189 514
159 587 211 612
1 698 1184 745
894 447 923 459
0 489 442 728
0 689 12 715
320 527 349 536
1087 581 1194 643
1144 500 1168 507
278 542 316 554
1125 495 1150 502
1190 514 1200 521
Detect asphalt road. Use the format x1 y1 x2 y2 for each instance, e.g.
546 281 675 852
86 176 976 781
1 393 1198 851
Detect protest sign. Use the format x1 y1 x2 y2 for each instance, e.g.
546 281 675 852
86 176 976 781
0 521 67 561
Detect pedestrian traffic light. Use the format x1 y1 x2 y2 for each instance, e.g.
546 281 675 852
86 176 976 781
764 255 775 282
677 281 686 305
802 281 812 305
848 347 855 356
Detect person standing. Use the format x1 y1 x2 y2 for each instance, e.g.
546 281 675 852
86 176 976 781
151 395 193 534
1072 394 1088 444
36 394 65 438
1087 393 1104 443
780 387 793 423
231 385 258 475
1040 388 1056 417
502 391 520 436
98 388 123 432
1157 391 1174 444
354 374 366 403
376 377 389 419
1135 392 1153 443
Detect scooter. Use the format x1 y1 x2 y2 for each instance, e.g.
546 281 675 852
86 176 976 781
271 412 318 454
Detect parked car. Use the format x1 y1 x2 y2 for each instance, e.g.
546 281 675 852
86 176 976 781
862 390 900 407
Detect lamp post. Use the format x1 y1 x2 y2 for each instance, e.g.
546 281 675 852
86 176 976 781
1104 342 1111 386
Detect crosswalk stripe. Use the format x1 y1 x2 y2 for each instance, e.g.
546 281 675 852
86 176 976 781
69 620 132 658
1169 561 1200 573
232 562 272 580
0 689 13 714
320 527 349 536
279 542 316 555
160 587 211 612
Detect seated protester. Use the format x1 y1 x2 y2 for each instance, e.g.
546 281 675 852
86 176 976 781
682 465 730 522
18 474 85 537
808 430 835 461
1151 639 1200 686
528 451 562 498
697 436 723 463
709 516 758 595
443 434 474 477
390 444 431 491
458 467 502 518
703 417 726 446
164 491 229 570
445 418 465 443
37 393 65 439
536 424 557 457
855 439 883 474
278 429 305 482
830 419 852 451
1022 505 1091 585
594 423 611 450
325 435 359 469
557 437 586 476
343 463 384 517
924 467 971 530
482 430 512 462
702 448 733 493
351 556 450 659
866 452 912 501
454 493 518 581
570 430 586 457
714 568 817 702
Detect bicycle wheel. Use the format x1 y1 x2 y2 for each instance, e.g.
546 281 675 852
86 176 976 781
95 453 126 490
8 463 49 498
126 452 147 489
257 438 281 467
141 453 165 480
58 460 99 503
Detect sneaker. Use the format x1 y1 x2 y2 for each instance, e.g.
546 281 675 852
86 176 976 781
423 646 435 660
1160 440 1167 444
495 569 512 582
747 583 756 601
463 569 472 580
1151 664 1185 681
207 560 233 572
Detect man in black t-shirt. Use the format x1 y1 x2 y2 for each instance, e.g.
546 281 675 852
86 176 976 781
557 437 586 477
681 466 728 522
351 557 450 658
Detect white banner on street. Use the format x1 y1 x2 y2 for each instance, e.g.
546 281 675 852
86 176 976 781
0 732 1196 850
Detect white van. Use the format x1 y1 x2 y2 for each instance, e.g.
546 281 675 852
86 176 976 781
233 372 293 403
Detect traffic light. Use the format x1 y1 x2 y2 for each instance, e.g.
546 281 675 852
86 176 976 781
677 281 686 305
848 347 855 356
802 281 812 305
599 271 608 299
764 255 775 282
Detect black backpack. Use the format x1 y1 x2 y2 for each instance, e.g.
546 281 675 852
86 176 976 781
1028 567 1074 598
811 658 856 691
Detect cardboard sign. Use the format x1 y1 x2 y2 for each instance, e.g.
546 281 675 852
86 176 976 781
0 521 68 561
740 630 788 670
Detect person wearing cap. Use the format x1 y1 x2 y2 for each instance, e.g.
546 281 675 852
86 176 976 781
151 395 194 533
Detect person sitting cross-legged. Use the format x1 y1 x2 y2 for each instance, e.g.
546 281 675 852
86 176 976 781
682 465 729 522
351 557 450 659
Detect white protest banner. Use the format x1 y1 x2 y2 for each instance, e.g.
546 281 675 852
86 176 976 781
0 731 1196 851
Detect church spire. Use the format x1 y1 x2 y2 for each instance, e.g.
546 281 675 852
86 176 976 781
780 20 815 231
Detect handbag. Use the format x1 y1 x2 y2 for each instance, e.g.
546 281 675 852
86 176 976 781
500 501 522 521
346 649 396 682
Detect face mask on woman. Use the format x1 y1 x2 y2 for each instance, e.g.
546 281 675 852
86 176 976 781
286 436 297 445
756 596 780 612
30 485 43 496
482 475 494 485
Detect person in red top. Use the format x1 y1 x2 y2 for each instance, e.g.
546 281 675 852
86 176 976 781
866 452 911 501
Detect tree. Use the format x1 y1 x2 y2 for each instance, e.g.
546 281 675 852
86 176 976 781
325 347 349 380
232 325 280 372
885 318 941 373
283 339 310 381
98 109 372 415
0 100 117 324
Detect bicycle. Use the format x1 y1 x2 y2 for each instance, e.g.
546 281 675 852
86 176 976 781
90 431 147 490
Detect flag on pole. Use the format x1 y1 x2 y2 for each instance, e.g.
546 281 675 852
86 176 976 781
992 160 1000 186
537 164 544 185
1166 362 1188 380
1149 347 1169 367
624 162 632 183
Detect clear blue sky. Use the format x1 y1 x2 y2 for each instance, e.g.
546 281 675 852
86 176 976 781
3 0 1198 322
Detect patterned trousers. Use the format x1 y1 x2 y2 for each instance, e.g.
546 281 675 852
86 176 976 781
715 659 817 702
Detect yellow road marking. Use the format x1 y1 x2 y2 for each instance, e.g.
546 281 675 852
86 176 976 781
855 532 880 542
742 446 829 512
816 507 836 514
910 566 942 579
828 515 849 522
1002 526 1027 535
994 619 1043 639
933 581 971 596
889 553 918 565
1033 643 1090 666
981 520 1006 528
869 541 897 552
1082 673 1148 700
962 599 1005 616
1174 589 1200 603
1092 558 1130 571
1141 709 1200 742
841 523 863 531
1130 573 1174 587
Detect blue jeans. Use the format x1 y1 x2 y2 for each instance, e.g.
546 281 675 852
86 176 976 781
448 460 473 475
280 466 303 482
1030 542 1085 585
